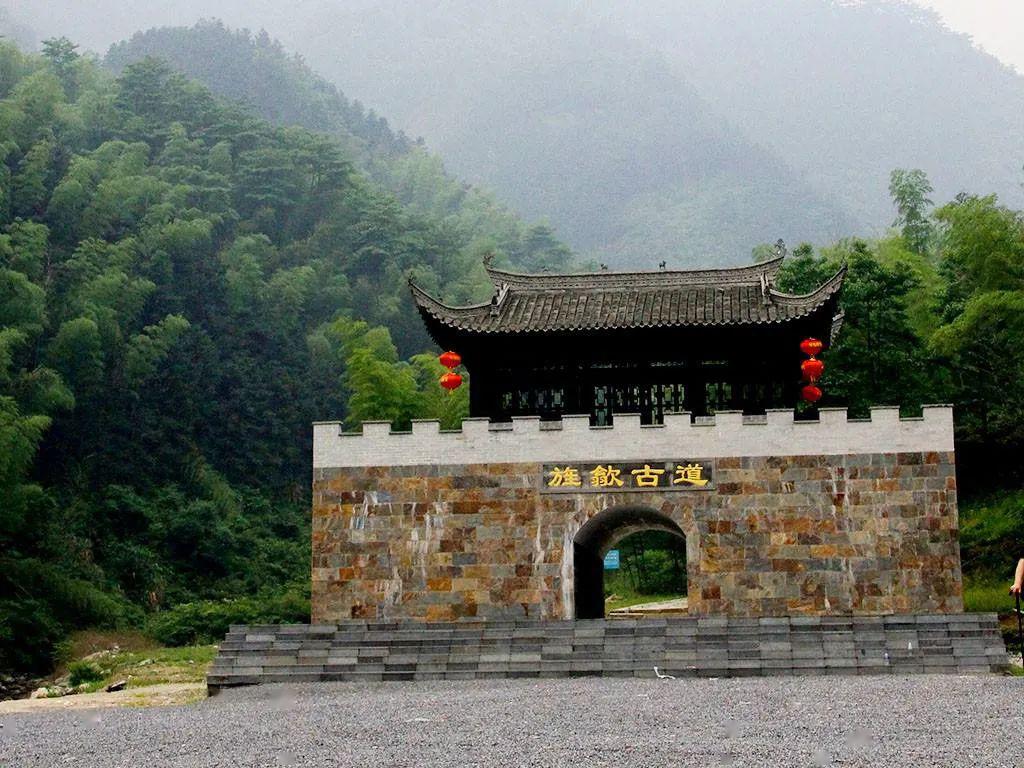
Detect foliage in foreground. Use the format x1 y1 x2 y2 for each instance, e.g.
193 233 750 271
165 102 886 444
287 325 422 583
146 586 310 647
957 490 1024 658
604 530 687 599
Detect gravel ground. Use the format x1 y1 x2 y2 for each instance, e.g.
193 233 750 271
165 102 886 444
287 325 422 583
2 675 1024 767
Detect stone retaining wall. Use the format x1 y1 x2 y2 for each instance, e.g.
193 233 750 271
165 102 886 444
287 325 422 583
207 615 1005 691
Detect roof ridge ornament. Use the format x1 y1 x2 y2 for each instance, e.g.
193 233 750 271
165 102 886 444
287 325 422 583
760 272 773 306
490 282 510 315
756 239 786 306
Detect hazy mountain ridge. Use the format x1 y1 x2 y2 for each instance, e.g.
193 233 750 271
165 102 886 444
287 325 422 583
8 0 1024 268
266 0 854 267
104 21 576 279
0 6 36 48
106 21 414 168
592 0 1024 225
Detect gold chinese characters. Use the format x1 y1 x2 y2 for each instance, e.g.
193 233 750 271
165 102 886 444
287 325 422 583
547 467 582 487
590 464 624 488
673 463 709 487
630 464 665 487
545 462 710 490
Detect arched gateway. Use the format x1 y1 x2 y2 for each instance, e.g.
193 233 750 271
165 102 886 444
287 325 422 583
572 506 688 619
208 258 1008 694
310 257 965 624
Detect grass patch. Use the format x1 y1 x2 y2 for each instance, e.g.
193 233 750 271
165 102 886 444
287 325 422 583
48 630 216 693
604 568 686 612
116 645 218 687
963 579 1014 615
604 575 685 612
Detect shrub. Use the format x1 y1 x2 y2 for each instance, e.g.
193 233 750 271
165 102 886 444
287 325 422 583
0 597 64 675
146 585 310 646
0 560 144 676
68 660 105 686
963 579 1013 615
959 490 1024 579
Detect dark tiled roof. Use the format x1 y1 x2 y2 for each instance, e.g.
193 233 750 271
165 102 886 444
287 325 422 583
411 256 845 335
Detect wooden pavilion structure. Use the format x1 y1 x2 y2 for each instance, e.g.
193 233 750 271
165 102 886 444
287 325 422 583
410 255 845 424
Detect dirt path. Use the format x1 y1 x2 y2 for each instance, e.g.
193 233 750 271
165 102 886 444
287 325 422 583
0 683 206 714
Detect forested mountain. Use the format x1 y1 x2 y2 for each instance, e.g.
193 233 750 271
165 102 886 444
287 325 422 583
16 2 1024 268
105 21 574 275
0 40 550 675
274 0 1024 262
590 0 1024 228
227 1 854 268
101 22 847 268
107 23 415 165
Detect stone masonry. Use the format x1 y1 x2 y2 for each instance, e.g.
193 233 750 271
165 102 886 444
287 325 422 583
312 406 962 622
207 614 1006 691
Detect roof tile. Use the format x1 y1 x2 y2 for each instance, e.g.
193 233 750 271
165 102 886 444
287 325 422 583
410 258 845 335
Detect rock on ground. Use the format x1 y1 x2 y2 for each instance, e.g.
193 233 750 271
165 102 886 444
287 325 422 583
2 675 1023 767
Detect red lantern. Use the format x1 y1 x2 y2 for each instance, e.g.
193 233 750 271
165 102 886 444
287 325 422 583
801 384 823 403
800 338 823 357
801 358 825 382
439 350 462 369
440 372 463 391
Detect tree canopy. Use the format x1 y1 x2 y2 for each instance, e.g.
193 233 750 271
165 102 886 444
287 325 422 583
0 39 565 675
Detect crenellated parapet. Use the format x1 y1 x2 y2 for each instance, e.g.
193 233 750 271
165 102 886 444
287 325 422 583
313 405 954 469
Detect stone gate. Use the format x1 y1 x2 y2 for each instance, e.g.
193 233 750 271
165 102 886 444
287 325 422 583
311 406 963 623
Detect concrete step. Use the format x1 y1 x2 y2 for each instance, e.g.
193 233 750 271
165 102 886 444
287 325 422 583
207 614 1007 692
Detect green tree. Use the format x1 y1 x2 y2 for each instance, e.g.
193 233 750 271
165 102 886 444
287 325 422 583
2 220 49 283
12 135 55 218
45 317 104 395
889 168 934 255
935 194 1024 319
778 240 936 416
932 291 1024 446
41 37 79 99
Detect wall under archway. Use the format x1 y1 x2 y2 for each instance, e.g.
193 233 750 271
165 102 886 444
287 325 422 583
573 506 688 619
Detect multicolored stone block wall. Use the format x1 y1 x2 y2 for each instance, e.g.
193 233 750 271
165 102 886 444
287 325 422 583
311 407 962 621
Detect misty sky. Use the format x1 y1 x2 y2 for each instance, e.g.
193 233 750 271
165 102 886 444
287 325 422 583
9 2 1024 75
913 0 1024 72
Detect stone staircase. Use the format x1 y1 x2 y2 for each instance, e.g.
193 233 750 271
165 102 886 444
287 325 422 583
207 614 1007 692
